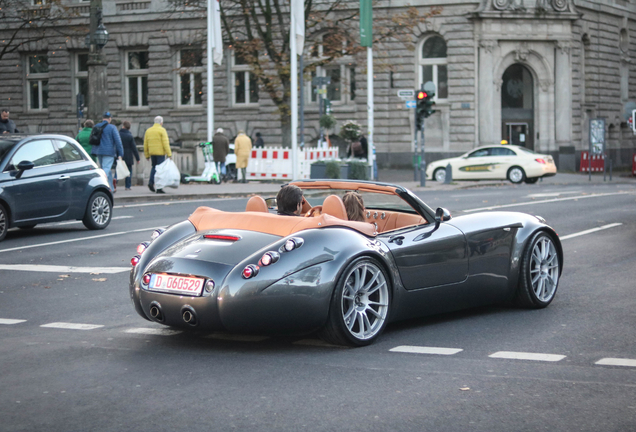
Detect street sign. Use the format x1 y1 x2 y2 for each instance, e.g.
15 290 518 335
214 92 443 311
317 88 327 95
405 100 416 109
590 118 605 154
312 77 331 86
397 89 414 99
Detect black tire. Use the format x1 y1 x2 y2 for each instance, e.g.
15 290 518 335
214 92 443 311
319 257 391 347
524 177 539 184
82 191 112 230
0 203 8 242
513 232 560 309
18 225 37 230
433 168 446 183
507 166 526 184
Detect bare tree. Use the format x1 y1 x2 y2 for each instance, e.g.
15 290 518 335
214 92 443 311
168 0 440 145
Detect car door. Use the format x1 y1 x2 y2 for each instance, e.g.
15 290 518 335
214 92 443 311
381 222 468 291
54 139 96 215
489 147 517 179
453 148 493 180
4 139 71 222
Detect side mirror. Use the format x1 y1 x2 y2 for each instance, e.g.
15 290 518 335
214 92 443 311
265 197 277 210
13 160 34 179
435 207 452 226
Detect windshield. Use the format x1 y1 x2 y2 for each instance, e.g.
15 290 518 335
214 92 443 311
302 189 418 213
517 147 537 154
0 140 17 164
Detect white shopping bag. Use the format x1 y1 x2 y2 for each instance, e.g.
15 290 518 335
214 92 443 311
154 158 180 189
116 159 130 179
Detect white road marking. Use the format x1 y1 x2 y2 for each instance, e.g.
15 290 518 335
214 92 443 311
0 264 129 274
45 216 133 226
0 226 161 253
526 191 581 198
0 318 27 325
114 197 242 209
204 333 269 342
463 191 632 212
41 322 104 330
489 351 565 362
389 345 463 355
559 223 623 241
595 358 636 368
124 327 182 336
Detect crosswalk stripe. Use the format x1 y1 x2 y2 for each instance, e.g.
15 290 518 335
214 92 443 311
40 322 104 330
0 318 27 325
124 327 182 336
0 264 129 274
489 351 565 362
595 358 636 368
390 345 463 355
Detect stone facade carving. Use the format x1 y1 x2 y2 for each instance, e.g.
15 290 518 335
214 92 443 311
556 40 571 54
480 39 498 53
484 0 578 14
513 43 530 62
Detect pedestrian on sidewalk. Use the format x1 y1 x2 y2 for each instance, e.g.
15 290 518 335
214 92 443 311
253 132 264 148
92 112 124 193
212 128 229 182
0 109 19 134
120 120 140 190
143 115 172 194
234 130 252 183
76 119 97 162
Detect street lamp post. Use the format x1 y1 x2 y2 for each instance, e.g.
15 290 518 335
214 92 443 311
86 0 109 121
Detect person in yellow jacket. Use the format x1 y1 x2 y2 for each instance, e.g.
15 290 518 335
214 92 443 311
234 130 252 183
143 116 172 193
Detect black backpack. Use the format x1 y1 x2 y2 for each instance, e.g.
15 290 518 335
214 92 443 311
89 122 107 146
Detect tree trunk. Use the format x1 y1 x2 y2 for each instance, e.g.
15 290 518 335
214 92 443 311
280 115 291 148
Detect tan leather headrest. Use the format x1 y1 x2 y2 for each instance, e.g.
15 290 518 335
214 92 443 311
245 196 268 212
322 195 347 220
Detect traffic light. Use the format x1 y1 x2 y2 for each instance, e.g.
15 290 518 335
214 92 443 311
415 90 436 130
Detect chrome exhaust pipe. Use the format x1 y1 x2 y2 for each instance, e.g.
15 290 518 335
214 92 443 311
181 306 197 326
149 302 164 322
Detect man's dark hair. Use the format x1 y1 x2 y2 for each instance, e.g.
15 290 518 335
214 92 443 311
1 109 9 114
277 185 303 215
122 120 131 129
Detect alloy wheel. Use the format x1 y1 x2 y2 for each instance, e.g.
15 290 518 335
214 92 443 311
91 196 111 226
434 168 446 183
529 236 559 302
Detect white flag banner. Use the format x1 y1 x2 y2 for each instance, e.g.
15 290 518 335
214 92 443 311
292 0 304 55
212 0 223 65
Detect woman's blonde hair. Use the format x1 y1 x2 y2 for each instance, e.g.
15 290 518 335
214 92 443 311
343 191 365 222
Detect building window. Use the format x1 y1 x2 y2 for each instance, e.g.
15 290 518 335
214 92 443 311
418 35 448 100
27 54 49 110
75 53 88 109
126 51 149 108
178 48 204 106
231 52 259 105
306 32 354 106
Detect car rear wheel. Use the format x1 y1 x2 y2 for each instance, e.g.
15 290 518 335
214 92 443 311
524 177 539 184
82 191 112 230
507 166 526 184
514 232 560 308
433 168 446 183
319 257 391 346
0 203 8 242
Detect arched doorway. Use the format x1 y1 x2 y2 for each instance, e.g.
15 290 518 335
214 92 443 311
501 64 534 149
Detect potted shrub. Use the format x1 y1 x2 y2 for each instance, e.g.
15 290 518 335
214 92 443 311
340 120 363 158
347 160 368 180
320 114 337 147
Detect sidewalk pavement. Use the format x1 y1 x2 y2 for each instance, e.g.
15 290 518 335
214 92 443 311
112 170 636 204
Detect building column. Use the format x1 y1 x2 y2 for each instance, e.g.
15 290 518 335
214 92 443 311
479 40 497 144
554 41 572 147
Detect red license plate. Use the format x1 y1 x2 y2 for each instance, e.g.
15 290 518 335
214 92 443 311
148 274 204 296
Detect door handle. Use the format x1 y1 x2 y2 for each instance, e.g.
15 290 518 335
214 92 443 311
388 235 404 245
58 175 70 180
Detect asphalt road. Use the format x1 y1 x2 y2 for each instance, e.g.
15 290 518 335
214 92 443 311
1 180 635 432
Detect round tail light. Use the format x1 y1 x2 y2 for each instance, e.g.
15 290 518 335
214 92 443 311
142 274 151 285
131 255 140 266
242 264 259 279
137 242 150 254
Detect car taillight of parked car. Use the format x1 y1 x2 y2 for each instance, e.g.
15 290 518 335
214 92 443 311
535 158 547 164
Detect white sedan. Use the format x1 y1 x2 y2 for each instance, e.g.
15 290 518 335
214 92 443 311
426 145 557 184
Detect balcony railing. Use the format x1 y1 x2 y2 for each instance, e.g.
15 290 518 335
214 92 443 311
116 1 151 13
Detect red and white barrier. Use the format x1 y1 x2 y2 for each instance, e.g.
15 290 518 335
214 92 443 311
580 151 605 172
247 147 339 180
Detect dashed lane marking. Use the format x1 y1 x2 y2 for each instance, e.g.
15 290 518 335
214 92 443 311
0 264 129 274
114 197 242 209
559 223 623 241
489 351 565 362
595 358 636 368
40 322 104 330
463 191 632 213
124 327 182 336
389 346 463 355
45 215 133 226
0 318 27 325
204 333 270 342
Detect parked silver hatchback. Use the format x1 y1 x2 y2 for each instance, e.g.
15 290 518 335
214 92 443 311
0 134 113 241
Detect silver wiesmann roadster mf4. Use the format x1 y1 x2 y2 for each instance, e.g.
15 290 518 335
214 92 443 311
130 180 563 346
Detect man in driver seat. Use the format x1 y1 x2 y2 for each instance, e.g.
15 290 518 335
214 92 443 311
276 185 304 216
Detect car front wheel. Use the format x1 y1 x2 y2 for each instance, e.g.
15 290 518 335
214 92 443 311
514 232 560 308
319 257 391 346
507 166 526 184
433 168 446 183
0 203 8 242
82 191 112 230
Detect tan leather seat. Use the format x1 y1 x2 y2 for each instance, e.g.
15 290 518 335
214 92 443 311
245 196 268 212
322 195 347 220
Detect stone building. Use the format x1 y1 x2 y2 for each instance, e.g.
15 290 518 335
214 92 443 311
1 0 634 174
